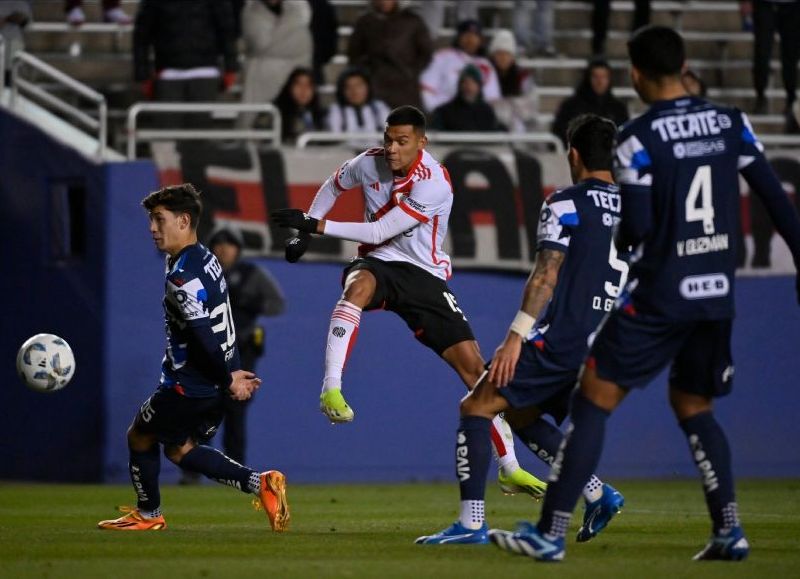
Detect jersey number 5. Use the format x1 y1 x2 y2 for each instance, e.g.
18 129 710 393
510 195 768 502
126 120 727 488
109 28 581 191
686 164 715 234
604 239 629 298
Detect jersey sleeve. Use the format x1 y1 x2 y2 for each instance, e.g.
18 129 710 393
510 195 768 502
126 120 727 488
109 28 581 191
737 110 765 170
307 152 367 219
613 128 654 249
166 275 211 327
537 197 577 252
400 178 451 223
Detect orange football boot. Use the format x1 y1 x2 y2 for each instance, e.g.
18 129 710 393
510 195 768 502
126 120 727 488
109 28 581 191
254 470 290 532
97 506 167 531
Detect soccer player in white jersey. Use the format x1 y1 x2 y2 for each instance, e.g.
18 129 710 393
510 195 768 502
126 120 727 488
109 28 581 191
272 105 545 497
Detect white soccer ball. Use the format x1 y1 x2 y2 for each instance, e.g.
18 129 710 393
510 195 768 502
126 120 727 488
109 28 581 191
16 333 75 393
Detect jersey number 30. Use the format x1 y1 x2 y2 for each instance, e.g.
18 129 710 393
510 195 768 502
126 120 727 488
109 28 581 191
210 297 236 350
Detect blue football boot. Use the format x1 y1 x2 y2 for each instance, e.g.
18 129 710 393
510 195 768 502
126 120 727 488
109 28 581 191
489 522 565 561
693 526 750 561
415 521 489 545
576 483 624 542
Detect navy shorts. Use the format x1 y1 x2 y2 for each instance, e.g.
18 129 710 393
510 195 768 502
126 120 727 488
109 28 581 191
496 343 578 424
134 387 225 447
343 257 475 355
589 308 734 397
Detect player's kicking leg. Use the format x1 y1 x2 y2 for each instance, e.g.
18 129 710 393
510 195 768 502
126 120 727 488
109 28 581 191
319 269 376 423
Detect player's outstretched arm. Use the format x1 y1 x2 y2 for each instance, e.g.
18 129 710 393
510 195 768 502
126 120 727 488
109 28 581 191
489 248 565 387
741 155 800 303
272 205 421 245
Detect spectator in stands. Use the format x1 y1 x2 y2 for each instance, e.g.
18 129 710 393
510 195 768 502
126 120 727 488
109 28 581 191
750 0 800 132
133 0 239 128
551 58 628 147
682 69 708 98
308 0 338 85
421 19 501 113
513 0 556 57
274 67 326 144
65 0 131 25
240 0 313 129
488 29 538 133
326 67 390 146
347 0 432 110
589 0 651 56
415 0 479 39
0 1 31 85
430 64 506 132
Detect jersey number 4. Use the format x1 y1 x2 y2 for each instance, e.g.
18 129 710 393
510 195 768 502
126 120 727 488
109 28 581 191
686 165 715 234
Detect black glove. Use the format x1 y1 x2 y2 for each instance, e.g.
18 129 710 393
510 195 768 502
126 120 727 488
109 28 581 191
271 208 319 234
285 231 311 263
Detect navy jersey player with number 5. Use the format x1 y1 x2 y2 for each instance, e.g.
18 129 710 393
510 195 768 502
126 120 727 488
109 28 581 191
97 184 289 532
490 26 800 562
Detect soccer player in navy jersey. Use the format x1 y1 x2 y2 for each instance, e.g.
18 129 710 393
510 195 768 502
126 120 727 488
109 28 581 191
416 114 627 545
490 26 800 562
97 184 289 532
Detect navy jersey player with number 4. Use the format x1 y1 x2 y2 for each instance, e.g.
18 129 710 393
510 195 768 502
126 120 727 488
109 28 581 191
97 184 289 532
490 26 800 562
417 114 627 545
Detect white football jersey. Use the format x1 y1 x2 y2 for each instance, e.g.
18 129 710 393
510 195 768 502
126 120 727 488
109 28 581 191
322 148 454 280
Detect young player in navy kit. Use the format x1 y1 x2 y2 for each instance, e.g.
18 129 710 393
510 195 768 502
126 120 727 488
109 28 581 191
416 114 627 545
97 184 289 532
490 26 800 562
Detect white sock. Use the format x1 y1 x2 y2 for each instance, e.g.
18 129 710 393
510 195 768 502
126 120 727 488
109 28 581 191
490 414 520 475
583 474 604 502
459 500 485 530
139 507 161 519
322 300 362 393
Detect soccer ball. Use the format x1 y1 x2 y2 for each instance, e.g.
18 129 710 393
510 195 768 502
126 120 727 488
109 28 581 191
16 333 75 393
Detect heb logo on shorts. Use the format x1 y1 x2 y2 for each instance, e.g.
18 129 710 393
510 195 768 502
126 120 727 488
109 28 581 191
679 273 730 300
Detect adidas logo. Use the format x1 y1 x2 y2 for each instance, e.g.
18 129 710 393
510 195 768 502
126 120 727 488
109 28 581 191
370 181 380 191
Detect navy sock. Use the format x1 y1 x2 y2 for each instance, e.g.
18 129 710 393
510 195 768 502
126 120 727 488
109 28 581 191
538 392 609 539
457 416 492 500
179 445 255 494
514 417 564 466
129 446 161 512
679 411 739 532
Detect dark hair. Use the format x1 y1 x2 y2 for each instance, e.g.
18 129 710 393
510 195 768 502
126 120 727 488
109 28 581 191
566 114 616 172
274 67 325 140
627 25 685 80
207 228 243 250
141 183 203 229
335 66 373 107
386 105 426 133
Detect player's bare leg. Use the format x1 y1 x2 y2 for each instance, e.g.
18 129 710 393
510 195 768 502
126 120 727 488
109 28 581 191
320 269 376 423
670 389 748 560
442 342 546 499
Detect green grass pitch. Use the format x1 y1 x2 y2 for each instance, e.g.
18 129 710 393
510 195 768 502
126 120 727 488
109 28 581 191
1 480 799 578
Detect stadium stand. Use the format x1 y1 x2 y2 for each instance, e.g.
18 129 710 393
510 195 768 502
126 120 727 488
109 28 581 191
14 0 800 151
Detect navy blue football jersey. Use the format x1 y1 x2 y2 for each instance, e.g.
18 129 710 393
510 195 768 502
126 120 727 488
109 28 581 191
614 96 764 320
161 243 239 397
531 178 628 369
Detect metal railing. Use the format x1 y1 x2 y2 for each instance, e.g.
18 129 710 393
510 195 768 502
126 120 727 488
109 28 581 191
10 51 107 158
126 102 281 159
295 131 565 154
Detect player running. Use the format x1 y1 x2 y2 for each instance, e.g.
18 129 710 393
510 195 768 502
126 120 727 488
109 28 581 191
416 114 626 545
490 26 800 562
272 105 546 498
98 184 289 532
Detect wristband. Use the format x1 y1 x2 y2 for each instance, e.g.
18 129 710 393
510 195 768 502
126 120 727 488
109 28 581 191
509 310 536 338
